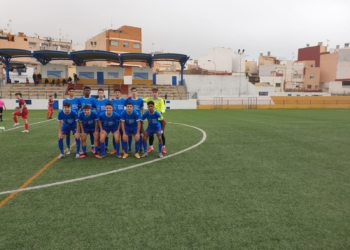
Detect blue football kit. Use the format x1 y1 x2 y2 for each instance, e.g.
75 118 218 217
112 98 126 115
62 97 79 113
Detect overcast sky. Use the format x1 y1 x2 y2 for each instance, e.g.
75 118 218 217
1 0 349 61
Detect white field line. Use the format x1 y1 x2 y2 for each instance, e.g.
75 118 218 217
0 122 207 195
2 119 55 132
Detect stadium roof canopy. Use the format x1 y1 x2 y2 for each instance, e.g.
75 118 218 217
1 48 190 83
153 53 189 64
0 48 32 59
32 50 71 65
69 50 121 66
119 53 153 67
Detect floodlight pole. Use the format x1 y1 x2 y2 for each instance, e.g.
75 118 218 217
237 49 245 97
208 60 216 75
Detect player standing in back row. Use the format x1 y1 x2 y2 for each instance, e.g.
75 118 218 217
13 93 29 133
125 87 144 153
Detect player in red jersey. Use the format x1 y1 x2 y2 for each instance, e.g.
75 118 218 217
12 92 29 133
47 94 54 119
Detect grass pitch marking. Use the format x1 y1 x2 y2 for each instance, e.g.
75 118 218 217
0 122 206 197
2 118 55 132
0 144 75 208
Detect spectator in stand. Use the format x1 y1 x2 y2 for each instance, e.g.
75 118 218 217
68 76 72 84
73 73 78 84
56 78 61 86
32 73 36 84
37 73 42 84
25 78 29 86
34 76 39 86
44 78 49 86
62 78 67 86
51 79 55 86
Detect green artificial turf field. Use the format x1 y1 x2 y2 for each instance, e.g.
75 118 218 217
0 109 349 249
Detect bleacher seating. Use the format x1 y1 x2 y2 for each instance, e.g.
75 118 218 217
0 83 188 100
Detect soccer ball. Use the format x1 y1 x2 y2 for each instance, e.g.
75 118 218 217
0 126 5 133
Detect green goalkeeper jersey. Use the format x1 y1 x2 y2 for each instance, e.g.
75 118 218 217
143 97 166 114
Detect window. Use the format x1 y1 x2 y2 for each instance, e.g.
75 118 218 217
29 43 36 49
133 43 140 49
342 81 350 86
123 42 129 48
310 74 315 79
307 85 312 89
276 83 281 87
110 40 119 46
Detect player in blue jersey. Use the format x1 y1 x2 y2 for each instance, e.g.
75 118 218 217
57 102 81 159
140 101 164 158
94 88 109 115
111 89 126 115
78 105 99 159
125 87 145 153
62 87 80 112
61 87 80 153
97 103 121 158
94 88 111 153
111 89 126 154
120 102 141 159
79 86 97 153
79 86 96 109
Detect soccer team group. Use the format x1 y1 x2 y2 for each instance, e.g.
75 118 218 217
12 86 167 159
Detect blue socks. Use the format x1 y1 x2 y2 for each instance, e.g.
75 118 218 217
82 145 87 154
58 139 64 154
66 137 70 149
158 143 163 153
100 142 106 156
75 139 81 154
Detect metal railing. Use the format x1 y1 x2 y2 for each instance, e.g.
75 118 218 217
5 91 66 99
198 98 350 106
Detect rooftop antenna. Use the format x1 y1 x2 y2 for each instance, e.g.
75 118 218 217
7 19 12 33
111 18 113 29
326 39 330 47
59 28 62 39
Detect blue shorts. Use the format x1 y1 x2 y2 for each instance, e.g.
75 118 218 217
103 127 119 134
125 127 138 136
83 128 95 134
146 127 162 136
61 127 76 135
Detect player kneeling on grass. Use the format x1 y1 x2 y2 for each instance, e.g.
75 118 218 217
97 103 122 159
140 101 164 158
120 102 141 159
57 102 80 159
78 105 99 159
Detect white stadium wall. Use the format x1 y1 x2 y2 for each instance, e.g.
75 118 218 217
336 48 350 80
41 64 68 79
131 67 153 80
76 66 123 80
